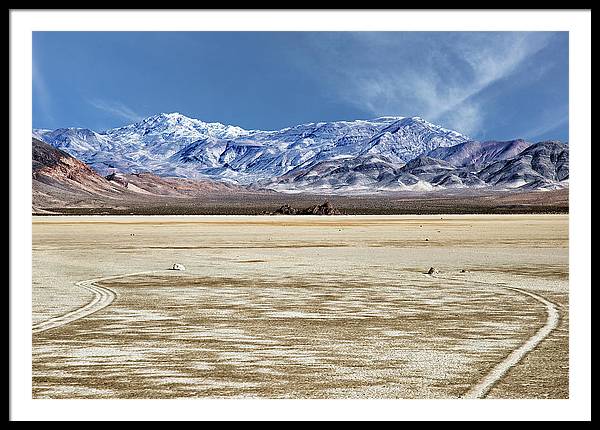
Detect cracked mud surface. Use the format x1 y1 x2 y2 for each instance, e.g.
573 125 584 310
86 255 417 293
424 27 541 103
32 215 568 398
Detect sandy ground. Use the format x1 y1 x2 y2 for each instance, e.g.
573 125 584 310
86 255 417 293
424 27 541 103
32 215 568 398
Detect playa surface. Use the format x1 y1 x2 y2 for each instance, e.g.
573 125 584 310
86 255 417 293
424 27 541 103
32 215 569 398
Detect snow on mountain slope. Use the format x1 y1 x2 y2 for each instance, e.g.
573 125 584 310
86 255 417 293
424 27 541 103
383 155 486 190
269 155 402 192
34 113 251 176
361 117 469 163
272 141 569 193
33 112 569 192
34 113 471 183
477 141 569 189
426 139 533 167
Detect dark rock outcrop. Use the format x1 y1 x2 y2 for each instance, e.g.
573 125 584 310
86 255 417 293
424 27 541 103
273 201 342 215
274 204 298 215
301 201 341 215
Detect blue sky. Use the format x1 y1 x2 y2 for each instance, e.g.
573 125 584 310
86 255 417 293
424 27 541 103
33 31 568 141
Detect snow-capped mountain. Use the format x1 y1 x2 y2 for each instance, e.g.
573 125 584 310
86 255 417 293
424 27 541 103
33 112 470 182
33 113 251 175
33 112 569 193
272 141 569 192
477 141 569 190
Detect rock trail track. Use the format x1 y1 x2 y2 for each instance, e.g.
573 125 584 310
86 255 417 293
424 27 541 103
33 270 560 399
31 271 162 333
433 274 561 398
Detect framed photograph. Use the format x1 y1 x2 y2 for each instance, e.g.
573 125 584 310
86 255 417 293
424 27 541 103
9 9 591 421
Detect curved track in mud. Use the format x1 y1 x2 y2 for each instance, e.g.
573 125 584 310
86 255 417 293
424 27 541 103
32 271 163 333
33 270 560 399
434 274 560 399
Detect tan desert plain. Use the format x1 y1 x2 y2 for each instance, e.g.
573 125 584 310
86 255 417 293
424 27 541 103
32 214 568 399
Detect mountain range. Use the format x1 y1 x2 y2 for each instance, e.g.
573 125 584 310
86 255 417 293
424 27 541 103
33 112 569 193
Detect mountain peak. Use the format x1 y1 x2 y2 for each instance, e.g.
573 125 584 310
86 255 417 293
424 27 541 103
158 112 194 121
372 115 405 121
139 112 195 124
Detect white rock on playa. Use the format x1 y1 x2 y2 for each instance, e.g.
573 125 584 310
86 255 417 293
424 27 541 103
171 263 186 271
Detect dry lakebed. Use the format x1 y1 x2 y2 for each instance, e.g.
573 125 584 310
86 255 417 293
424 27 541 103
32 214 569 399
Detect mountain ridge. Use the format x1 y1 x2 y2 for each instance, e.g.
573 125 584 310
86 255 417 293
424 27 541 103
33 112 568 193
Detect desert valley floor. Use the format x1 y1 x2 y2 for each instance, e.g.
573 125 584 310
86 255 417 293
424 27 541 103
31 215 569 399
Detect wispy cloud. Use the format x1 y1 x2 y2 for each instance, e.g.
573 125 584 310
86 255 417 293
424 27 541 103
439 103 484 138
88 99 142 123
300 32 555 136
